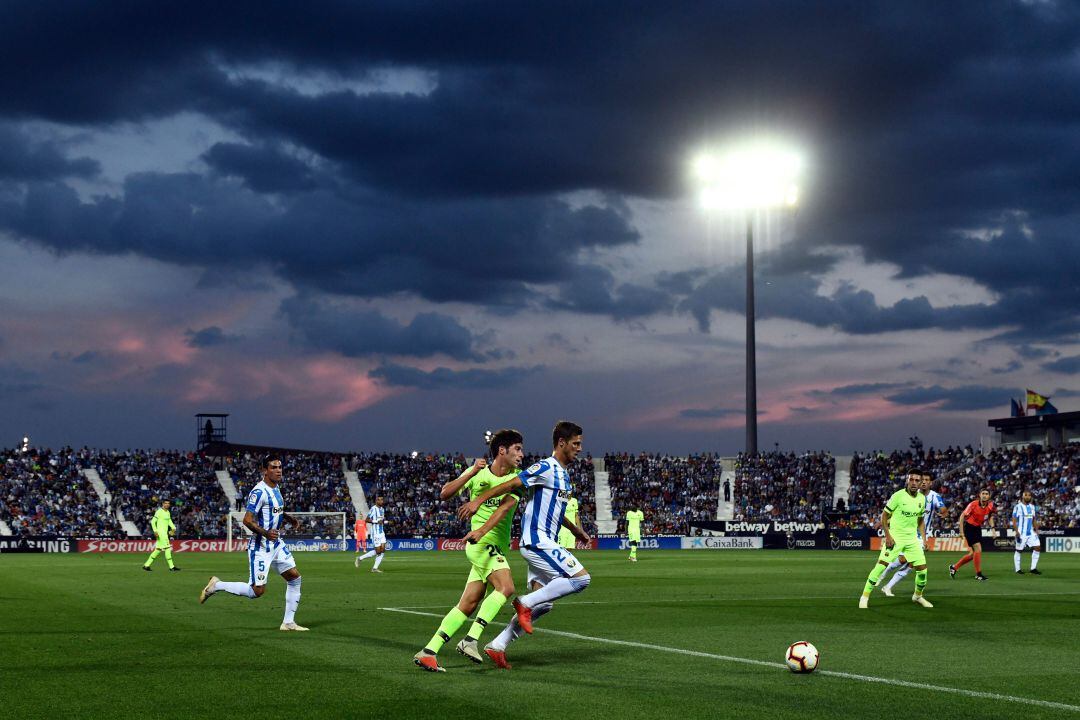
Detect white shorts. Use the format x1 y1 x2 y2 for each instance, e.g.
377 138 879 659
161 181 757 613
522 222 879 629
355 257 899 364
521 539 585 587
247 541 296 586
371 531 386 547
1016 533 1041 550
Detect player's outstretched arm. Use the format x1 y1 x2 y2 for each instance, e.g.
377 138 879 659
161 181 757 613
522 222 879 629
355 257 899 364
559 515 591 543
457 477 523 520
441 458 487 500
463 495 518 544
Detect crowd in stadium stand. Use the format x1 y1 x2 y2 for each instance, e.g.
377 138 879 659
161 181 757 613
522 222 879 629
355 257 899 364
734 451 836 523
845 444 1080 529
91 449 228 538
606 453 721 535
3 440 1076 540
0 448 124 536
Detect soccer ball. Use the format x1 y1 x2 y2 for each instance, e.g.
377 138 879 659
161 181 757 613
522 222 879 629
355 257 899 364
785 641 819 673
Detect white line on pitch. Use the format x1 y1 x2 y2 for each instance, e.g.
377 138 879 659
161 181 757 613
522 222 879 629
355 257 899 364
383 589 1080 609
379 606 1080 713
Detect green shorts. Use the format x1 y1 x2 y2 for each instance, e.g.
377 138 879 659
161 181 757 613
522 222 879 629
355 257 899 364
877 536 925 567
628 531 641 543
155 537 171 550
466 541 510 584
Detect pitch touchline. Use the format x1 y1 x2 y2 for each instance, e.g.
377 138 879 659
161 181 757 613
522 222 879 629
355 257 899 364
385 589 1080 609
379 607 1080 713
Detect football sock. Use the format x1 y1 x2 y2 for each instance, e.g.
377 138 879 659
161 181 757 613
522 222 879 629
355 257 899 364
464 591 508 642
629 545 637 560
914 569 927 596
520 574 590 607
215 581 256 598
165 547 175 569
144 549 160 567
954 553 972 569
1031 551 1040 570
884 564 911 590
1014 551 1022 572
373 553 384 570
424 607 468 654
283 577 301 624
974 552 982 574
863 563 887 595
489 602 553 651
358 550 377 561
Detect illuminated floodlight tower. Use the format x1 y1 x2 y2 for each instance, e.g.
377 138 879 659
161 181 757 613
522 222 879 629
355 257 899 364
693 141 802 455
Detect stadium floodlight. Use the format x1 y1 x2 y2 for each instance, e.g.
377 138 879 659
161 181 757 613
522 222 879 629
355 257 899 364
692 138 804 456
411 450 419 459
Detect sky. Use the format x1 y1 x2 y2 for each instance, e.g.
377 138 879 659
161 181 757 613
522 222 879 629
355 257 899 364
1 1 1078 455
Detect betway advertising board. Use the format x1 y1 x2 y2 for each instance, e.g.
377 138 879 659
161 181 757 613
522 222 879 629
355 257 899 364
691 520 826 535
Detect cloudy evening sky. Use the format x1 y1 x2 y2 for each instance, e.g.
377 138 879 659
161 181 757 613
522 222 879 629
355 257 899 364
1 1 1078 455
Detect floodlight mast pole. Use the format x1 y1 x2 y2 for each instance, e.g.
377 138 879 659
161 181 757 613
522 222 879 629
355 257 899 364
745 213 758 457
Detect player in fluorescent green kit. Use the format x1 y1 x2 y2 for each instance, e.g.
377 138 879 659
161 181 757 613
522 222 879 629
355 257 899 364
626 508 644 562
414 429 524 672
859 471 932 608
142 500 180 572
559 496 580 549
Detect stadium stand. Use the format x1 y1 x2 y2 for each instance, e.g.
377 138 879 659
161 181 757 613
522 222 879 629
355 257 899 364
606 453 721 535
0 447 124 537
733 451 836 523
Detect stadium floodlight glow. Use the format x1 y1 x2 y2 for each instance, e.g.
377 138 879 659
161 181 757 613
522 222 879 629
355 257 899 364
693 141 802 211
411 450 419 459
691 138 805 457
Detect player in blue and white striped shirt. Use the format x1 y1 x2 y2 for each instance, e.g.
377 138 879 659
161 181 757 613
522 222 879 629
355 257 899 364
880 472 947 596
198 455 307 631
1012 491 1042 575
457 421 591 665
356 497 387 573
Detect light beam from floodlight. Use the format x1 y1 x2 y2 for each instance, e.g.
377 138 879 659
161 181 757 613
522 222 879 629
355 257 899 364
693 140 803 456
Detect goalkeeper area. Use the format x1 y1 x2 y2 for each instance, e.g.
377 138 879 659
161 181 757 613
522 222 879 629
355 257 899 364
8 550 1080 719
226 511 348 550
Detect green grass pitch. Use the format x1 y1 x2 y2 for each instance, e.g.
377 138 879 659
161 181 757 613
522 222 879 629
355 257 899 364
7 549 1079 719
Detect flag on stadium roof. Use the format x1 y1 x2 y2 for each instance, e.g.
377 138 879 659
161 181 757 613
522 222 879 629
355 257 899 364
1036 400 1059 416
1026 389 1049 412
1010 398 1024 417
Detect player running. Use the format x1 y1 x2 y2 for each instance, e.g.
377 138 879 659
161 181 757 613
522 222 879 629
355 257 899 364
142 500 180 572
879 473 945 596
626 507 644 562
413 429 525 673
356 496 387 573
199 455 307 631
559 495 579 549
457 421 592 668
950 489 995 581
1012 490 1042 575
352 512 367 566
859 470 933 608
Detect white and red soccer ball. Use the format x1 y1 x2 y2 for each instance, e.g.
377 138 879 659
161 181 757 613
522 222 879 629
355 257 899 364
785 641 819 673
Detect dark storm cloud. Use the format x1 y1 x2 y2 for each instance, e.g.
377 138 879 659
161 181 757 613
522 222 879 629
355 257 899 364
0 125 98 181
885 385 1008 412
184 326 242 348
369 363 539 390
0 174 638 308
990 360 1022 375
0 1 1077 338
280 295 488 361
1043 355 1080 374
202 142 317 193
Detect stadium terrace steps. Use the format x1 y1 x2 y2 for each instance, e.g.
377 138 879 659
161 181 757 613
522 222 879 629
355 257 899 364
0 518 11 535
344 470 368 516
834 455 853 509
214 470 238 508
593 468 618 534
716 460 736 520
82 468 139 536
